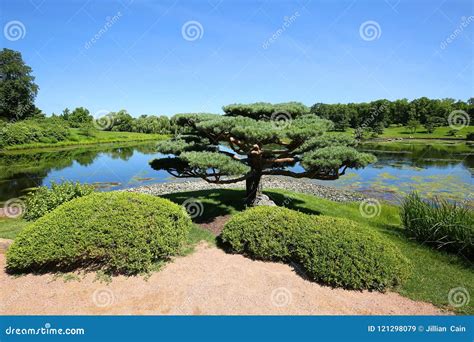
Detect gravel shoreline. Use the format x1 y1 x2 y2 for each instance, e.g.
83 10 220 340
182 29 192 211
127 176 366 202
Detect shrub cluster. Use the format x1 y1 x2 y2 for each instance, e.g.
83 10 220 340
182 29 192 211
294 217 411 291
221 206 411 291
400 192 473 258
7 192 192 274
0 119 70 148
23 181 95 221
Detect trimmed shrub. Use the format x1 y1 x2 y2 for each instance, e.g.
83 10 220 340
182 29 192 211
294 216 411 291
221 206 411 291
220 206 314 260
7 192 192 274
24 181 95 221
401 192 474 258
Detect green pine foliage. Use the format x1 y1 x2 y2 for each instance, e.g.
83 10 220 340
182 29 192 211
152 102 376 203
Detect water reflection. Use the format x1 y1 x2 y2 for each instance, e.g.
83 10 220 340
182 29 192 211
0 141 472 204
0 143 162 201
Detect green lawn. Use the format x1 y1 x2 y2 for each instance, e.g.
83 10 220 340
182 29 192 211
0 218 29 240
2 188 472 314
379 125 474 140
1 129 168 152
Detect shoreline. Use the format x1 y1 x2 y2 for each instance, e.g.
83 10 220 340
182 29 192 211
0 137 163 155
127 176 368 203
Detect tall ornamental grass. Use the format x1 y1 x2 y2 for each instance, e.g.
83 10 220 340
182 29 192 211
400 192 473 258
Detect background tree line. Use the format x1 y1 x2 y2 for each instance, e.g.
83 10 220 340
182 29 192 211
1 47 472 145
311 98 473 132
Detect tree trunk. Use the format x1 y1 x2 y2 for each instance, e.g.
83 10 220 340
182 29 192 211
245 171 262 206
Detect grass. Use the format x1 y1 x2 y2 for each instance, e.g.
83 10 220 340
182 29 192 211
0 218 29 240
361 139 473 153
379 125 474 140
1 129 168 152
2 188 472 314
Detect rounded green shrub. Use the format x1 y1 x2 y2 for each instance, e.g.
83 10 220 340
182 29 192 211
221 206 411 291
294 216 412 291
7 192 192 275
24 181 95 221
221 206 314 260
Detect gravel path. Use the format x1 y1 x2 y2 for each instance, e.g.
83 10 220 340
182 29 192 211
127 176 366 202
0 243 448 315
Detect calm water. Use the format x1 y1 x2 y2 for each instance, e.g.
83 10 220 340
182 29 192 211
0 141 472 204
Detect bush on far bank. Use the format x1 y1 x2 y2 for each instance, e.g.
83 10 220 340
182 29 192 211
23 181 95 221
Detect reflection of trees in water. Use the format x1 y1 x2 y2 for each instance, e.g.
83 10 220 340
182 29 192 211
0 143 157 201
359 143 474 172
0 172 47 200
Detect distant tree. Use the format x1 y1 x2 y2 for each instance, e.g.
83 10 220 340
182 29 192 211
66 107 93 127
0 48 39 121
97 110 134 132
373 122 385 135
151 102 375 205
424 121 435 134
133 114 172 134
407 119 421 134
60 108 71 121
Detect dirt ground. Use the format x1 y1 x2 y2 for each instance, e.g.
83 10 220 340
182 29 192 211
0 242 449 315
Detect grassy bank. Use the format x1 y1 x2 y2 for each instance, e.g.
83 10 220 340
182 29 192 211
2 188 472 314
1 129 168 152
378 125 474 140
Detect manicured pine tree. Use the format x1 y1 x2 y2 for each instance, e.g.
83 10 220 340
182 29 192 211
151 102 376 205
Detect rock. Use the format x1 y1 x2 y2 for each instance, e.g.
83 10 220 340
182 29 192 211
252 194 277 207
126 176 367 203
0 238 13 254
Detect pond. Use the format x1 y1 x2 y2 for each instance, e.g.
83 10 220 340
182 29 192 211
0 141 472 204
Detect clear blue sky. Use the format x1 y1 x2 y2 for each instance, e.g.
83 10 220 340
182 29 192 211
1 0 473 117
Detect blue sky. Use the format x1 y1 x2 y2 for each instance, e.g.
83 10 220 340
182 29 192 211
1 0 473 117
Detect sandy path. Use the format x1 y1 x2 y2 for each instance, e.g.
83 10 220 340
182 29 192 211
0 243 448 315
